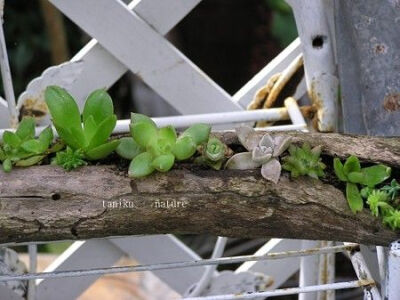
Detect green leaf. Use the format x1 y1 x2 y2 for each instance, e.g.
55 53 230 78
147 137 173 157
131 113 157 128
130 121 158 148
83 115 97 142
359 165 391 187
20 140 43 154
152 153 175 172
343 155 361 175
85 139 120 160
2 158 12 172
181 124 211 145
3 131 21 148
38 126 54 148
205 137 225 161
128 152 155 178
333 158 347 181
45 86 82 133
116 137 143 160
347 171 364 184
0 147 6 161
158 126 177 145
86 115 117 150
16 117 35 140
53 124 81 150
15 155 45 167
173 136 197 160
47 141 65 153
82 89 114 124
346 182 364 213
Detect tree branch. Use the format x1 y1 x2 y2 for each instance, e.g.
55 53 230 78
0 131 399 245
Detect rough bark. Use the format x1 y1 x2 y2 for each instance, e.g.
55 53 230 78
0 131 400 246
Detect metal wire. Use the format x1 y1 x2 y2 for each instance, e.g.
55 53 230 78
0 244 358 282
182 280 374 300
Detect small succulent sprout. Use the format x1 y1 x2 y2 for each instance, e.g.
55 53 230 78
127 113 211 178
282 143 326 179
195 136 232 170
0 117 54 172
381 179 400 201
366 190 391 217
225 126 291 183
45 86 120 169
52 147 87 171
383 209 400 230
333 155 392 214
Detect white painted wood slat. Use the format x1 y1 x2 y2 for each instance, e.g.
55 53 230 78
49 0 242 114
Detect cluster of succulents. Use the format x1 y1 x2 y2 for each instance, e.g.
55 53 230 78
0 117 57 172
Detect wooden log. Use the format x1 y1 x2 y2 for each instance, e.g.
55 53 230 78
0 131 399 246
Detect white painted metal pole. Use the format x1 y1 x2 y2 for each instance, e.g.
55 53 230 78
27 244 37 300
0 1 18 128
299 241 320 300
384 241 400 299
317 241 335 300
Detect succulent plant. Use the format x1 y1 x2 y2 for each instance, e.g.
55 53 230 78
45 86 120 169
334 155 391 214
281 143 325 179
195 136 232 170
381 179 400 201
125 113 211 178
225 126 291 183
366 190 392 217
52 147 87 171
383 209 400 230
0 117 55 172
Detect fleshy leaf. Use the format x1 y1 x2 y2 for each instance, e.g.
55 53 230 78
83 115 97 142
147 137 173 157
333 158 347 181
116 137 143 160
53 124 81 150
128 152 155 178
252 146 272 164
343 155 361 175
347 171 364 184
359 165 391 187
82 89 113 124
235 126 259 151
130 121 158 148
45 86 82 133
181 124 211 145
158 126 177 146
15 117 35 140
2 158 12 172
261 158 281 183
0 147 6 161
20 140 43 154
272 136 292 157
152 153 175 172
173 136 197 160
3 131 21 148
225 152 262 170
86 115 117 150
15 155 45 167
131 113 157 128
346 182 363 213
38 126 54 148
85 139 120 160
258 134 274 148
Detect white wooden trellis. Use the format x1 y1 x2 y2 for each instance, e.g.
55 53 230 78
0 0 392 299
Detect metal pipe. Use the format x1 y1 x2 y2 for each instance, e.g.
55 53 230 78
186 237 227 297
384 240 400 299
27 244 37 300
299 240 320 300
344 242 381 300
0 244 358 282
0 3 18 128
183 280 375 300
